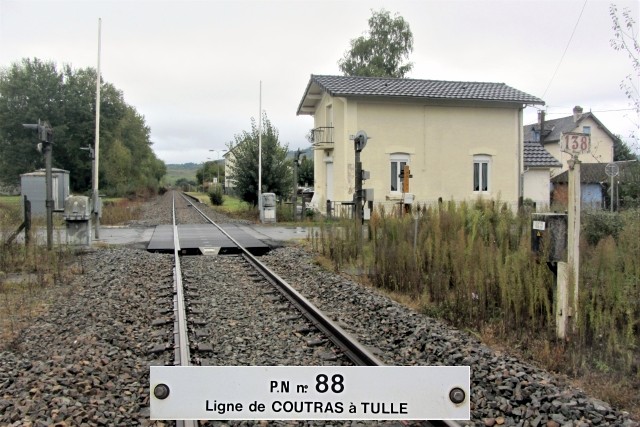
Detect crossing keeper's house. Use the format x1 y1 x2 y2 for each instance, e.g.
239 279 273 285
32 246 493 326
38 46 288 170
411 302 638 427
296 75 544 214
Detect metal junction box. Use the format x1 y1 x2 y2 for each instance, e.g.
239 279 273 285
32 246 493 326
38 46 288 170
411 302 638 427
64 195 91 220
64 195 91 245
531 213 567 262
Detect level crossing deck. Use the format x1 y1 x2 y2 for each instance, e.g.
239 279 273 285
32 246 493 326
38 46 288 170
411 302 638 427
147 224 270 255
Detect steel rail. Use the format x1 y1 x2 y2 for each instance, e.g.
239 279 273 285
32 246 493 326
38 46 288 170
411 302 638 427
177 192 461 427
180 192 383 366
171 192 197 427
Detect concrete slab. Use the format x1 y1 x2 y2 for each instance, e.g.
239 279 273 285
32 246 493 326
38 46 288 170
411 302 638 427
147 224 271 255
25 224 313 252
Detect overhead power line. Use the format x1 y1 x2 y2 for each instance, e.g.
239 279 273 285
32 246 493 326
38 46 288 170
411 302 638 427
541 0 588 99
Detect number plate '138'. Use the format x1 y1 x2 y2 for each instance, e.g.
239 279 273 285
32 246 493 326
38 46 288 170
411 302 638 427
560 132 591 155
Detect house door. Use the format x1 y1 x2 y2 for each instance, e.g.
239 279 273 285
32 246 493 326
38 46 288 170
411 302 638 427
325 159 334 202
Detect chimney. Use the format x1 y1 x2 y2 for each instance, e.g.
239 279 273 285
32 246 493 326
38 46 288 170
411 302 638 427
537 110 545 142
573 105 583 122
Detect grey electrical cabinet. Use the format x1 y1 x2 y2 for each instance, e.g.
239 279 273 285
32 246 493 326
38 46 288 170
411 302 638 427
261 193 276 223
531 213 567 262
20 168 70 216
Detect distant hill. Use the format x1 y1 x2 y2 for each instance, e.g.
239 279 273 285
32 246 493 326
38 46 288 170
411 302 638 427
166 162 199 170
163 149 313 185
287 147 313 159
164 163 198 185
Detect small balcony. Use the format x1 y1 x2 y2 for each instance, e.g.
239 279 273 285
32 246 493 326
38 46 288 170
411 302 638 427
310 126 334 150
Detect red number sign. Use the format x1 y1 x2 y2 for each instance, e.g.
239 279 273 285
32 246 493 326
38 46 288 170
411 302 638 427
560 132 591 155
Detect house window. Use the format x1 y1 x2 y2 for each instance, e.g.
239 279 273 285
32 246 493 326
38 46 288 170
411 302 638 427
583 125 591 135
390 153 409 192
473 155 491 192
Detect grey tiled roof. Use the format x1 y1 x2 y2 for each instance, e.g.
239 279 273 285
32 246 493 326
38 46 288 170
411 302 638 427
524 114 589 142
524 112 620 144
551 160 639 184
297 75 544 114
317 74 542 102
524 141 562 168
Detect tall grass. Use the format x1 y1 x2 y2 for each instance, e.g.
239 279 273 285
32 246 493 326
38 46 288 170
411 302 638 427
101 198 143 225
1 204 75 347
312 201 639 376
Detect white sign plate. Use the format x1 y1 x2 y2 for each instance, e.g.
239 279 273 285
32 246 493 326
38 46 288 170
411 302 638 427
150 366 470 421
532 221 546 231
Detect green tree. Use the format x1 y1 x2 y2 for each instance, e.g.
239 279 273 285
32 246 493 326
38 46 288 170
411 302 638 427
298 155 314 186
0 57 166 196
614 136 639 161
227 113 291 205
338 9 414 78
196 161 217 188
0 58 63 185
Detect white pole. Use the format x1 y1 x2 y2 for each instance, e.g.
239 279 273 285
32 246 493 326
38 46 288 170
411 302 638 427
93 18 102 239
258 80 263 222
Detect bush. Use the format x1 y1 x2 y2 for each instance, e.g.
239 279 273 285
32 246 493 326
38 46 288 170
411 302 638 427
209 186 224 206
583 211 624 245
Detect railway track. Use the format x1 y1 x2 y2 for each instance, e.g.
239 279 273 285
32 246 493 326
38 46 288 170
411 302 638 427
157 191 463 426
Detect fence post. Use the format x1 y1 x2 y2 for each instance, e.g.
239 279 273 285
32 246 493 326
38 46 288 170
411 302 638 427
24 195 31 245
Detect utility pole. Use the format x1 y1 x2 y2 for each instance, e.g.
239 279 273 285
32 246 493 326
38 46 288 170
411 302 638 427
23 120 54 250
93 18 102 239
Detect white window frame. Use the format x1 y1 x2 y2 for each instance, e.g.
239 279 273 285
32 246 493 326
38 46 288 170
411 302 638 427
473 155 491 193
390 153 410 193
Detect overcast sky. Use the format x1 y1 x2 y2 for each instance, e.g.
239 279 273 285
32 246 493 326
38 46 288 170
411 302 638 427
1 0 638 164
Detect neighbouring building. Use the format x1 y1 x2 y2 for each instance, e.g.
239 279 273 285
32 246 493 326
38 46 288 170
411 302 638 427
551 160 639 210
522 140 562 208
523 106 618 176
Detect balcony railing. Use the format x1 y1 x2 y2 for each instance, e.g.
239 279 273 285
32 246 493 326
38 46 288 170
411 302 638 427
310 126 334 149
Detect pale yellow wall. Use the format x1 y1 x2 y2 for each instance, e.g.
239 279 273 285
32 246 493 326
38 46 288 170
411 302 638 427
545 116 614 176
523 168 551 208
224 151 236 189
311 96 523 210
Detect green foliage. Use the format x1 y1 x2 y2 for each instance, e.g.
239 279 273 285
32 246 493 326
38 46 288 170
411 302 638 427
613 137 639 161
312 203 640 376
226 113 292 205
338 9 414 78
298 155 314 186
578 210 639 372
583 211 625 245
174 177 197 191
208 186 224 206
196 160 224 187
0 58 166 196
619 161 640 208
